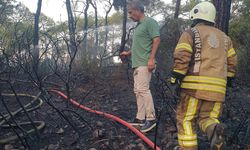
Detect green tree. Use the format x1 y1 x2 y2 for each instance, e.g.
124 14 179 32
229 0 250 80
0 0 16 24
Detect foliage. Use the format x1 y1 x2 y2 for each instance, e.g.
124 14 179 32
144 0 167 18
0 0 16 24
229 0 250 80
113 0 126 11
108 12 123 24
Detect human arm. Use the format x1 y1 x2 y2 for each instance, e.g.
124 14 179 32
171 31 193 82
148 37 160 72
120 50 131 56
226 38 237 87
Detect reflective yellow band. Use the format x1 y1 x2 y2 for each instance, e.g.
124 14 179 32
201 102 221 132
178 139 198 147
210 102 221 119
181 83 226 94
173 69 186 75
183 76 226 87
178 134 197 140
227 48 236 57
201 119 220 132
227 72 235 77
171 77 176 84
175 43 193 53
183 97 198 135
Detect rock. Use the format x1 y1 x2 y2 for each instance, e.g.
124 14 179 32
56 128 64 134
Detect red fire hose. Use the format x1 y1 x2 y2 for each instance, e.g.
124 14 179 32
49 89 161 150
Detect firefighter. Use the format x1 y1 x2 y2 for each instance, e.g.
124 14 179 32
170 1 237 150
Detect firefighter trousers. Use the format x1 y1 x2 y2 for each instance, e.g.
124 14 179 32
176 92 223 150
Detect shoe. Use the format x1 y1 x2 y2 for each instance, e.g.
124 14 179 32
129 118 145 126
140 120 156 133
210 124 226 150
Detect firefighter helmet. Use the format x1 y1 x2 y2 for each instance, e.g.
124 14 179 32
190 1 216 23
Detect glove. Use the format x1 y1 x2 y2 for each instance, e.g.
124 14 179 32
168 71 185 98
170 71 185 85
170 76 181 85
227 77 235 87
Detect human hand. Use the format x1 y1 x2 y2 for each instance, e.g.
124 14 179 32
167 71 185 99
120 51 130 56
119 51 131 63
167 76 181 98
147 59 155 72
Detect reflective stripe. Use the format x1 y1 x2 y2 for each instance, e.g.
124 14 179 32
210 102 221 119
181 83 226 94
183 76 226 87
175 43 193 53
227 48 236 57
178 139 198 147
201 102 221 132
201 118 220 132
183 97 198 135
227 72 235 77
171 77 176 84
178 134 197 140
173 69 186 75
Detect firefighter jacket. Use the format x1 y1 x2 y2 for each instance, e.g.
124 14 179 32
172 23 237 102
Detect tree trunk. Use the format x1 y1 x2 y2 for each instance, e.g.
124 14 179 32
213 0 232 34
119 0 127 55
83 0 89 61
65 0 77 104
174 0 181 19
104 0 113 52
90 0 98 56
66 0 77 57
33 0 42 67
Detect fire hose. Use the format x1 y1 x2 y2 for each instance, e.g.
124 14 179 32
0 93 45 144
49 89 161 150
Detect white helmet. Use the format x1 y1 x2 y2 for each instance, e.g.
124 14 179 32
190 1 216 23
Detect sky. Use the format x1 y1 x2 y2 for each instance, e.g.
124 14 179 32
18 0 172 22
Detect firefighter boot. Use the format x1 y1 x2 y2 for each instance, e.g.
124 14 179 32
207 123 226 150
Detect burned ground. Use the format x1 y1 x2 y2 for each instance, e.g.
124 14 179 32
0 65 250 150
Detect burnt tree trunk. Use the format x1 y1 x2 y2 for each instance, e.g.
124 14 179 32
83 0 89 60
66 0 77 56
104 0 113 52
119 0 127 54
174 0 181 19
65 0 77 103
33 0 42 70
213 0 232 34
90 0 98 52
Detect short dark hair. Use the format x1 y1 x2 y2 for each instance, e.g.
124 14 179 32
127 0 144 13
